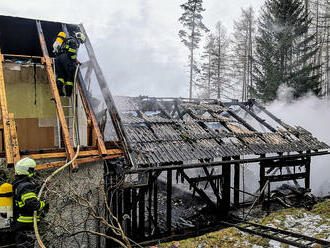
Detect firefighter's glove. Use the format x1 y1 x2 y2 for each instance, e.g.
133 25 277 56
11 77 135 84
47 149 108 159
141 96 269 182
40 202 49 218
43 202 50 213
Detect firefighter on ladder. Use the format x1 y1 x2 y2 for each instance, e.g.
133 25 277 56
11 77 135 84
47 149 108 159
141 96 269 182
53 30 86 97
12 158 48 248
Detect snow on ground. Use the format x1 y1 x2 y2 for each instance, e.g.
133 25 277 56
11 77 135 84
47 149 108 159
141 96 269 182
153 200 330 248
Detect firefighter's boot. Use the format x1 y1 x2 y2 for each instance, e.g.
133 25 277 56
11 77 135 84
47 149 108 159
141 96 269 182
56 78 65 96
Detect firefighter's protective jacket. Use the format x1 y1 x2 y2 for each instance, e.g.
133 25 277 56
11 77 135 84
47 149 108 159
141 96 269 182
61 37 79 60
12 176 45 224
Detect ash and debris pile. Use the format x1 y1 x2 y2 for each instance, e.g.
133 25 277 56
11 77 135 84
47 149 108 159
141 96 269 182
269 184 319 211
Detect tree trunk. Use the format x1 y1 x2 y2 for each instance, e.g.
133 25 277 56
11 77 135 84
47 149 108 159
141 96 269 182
217 31 221 99
190 46 194 99
189 5 197 99
208 52 211 98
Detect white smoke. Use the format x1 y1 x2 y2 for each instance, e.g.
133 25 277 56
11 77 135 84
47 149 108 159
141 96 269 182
267 85 330 196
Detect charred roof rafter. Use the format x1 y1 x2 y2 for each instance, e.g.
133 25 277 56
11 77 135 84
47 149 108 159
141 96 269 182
114 96 330 168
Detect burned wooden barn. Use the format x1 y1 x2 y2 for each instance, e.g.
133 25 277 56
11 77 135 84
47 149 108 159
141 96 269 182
0 15 329 247
107 96 330 243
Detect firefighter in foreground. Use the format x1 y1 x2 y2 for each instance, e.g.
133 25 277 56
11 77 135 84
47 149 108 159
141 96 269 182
13 158 48 248
53 30 86 97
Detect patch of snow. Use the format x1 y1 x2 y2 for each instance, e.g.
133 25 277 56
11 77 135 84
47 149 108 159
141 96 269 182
268 240 282 248
282 211 330 240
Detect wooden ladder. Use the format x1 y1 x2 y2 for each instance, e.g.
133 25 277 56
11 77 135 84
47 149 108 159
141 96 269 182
0 51 20 166
36 21 78 170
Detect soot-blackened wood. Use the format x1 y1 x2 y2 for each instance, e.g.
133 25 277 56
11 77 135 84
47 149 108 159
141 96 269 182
202 166 221 207
127 151 330 173
148 171 153 235
153 175 158 235
167 169 172 233
259 154 266 204
131 188 138 237
222 158 231 213
139 187 146 238
118 190 123 227
237 102 276 132
267 179 271 213
110 171 117 217
123 189 132 236
305 151 311 189
264 173 307 182
233 156 240 207
179 169 216 209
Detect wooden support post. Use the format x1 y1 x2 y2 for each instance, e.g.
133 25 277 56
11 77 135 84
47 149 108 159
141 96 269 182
111 177 117 218
131 188 138 237
222 158 231 214
0 50 20 166
148 171 153 235
153 173 158 235
138 187 145 238
167 169 172 233
118 190 123 226
123 189 131 236
86 118 93 146
259 154 266 205
35 20 77 169
233 156 240 207
305 151 311 189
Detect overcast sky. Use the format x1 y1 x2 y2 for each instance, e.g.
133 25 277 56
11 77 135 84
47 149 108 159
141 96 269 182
0 0 264 98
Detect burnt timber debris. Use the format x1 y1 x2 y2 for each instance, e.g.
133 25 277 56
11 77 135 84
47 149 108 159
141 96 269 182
221 218 330 248
106 96 330 244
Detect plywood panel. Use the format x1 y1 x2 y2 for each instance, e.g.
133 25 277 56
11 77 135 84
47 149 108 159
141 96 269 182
15 118 55 150
3 63 70 119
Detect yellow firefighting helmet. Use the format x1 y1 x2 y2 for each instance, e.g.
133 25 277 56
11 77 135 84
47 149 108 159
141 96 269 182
75 32 86 44
15 157 37 176
57 31 66 39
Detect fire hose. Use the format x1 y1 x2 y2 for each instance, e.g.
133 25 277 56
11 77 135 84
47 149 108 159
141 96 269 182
33 63 81 248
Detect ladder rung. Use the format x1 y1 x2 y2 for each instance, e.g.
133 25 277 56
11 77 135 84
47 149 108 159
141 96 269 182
62 105 73 108
65 116 75 118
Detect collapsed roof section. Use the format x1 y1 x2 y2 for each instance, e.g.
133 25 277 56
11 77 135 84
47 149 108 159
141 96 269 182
115 96 329 167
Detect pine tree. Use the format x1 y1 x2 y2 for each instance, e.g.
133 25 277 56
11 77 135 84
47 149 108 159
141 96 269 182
252 0 321 102
232 7 256 101
197 22 231 100
309 0 330 95
198 34 216 98
179 0 209 99
212 22 231 99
